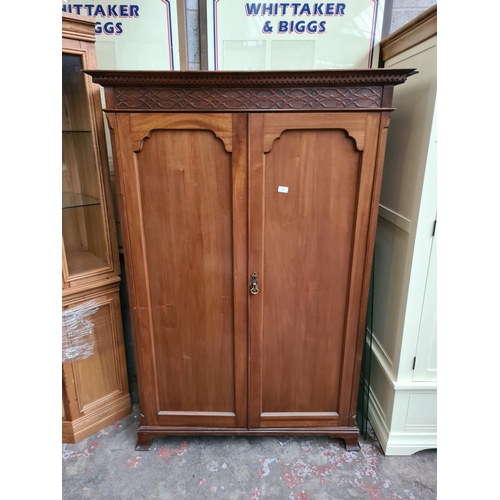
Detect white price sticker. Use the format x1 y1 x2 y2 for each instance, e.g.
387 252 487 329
278 186 289 193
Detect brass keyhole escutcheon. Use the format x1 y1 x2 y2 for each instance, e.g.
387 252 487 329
250 272 259 295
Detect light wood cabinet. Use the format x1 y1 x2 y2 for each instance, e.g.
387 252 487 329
62 13 131 443
87 69 415 450
367 6 437 455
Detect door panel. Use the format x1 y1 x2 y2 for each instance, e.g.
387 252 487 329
413 225 437 382
261 129 359 415
62 290 129 417
140 129 234 414
248 112 380 428
112 113 247 428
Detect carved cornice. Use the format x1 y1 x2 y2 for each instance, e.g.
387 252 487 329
86 69 416 89
86 70 417 112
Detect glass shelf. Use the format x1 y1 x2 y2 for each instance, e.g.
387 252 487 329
62 192 101 210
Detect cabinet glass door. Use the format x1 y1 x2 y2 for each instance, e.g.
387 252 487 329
62 53 109 279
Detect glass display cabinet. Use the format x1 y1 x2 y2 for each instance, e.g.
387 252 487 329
62 26 117 285
62 12 130 444
62 53 108 279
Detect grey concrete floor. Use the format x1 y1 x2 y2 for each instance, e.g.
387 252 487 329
62 405 437 499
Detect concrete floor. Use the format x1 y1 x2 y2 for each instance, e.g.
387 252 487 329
62 405 437 499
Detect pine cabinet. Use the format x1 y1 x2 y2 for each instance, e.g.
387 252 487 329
87 69 415 450
62 13 131 443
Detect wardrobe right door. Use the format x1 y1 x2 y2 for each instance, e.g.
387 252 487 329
247 112 382 430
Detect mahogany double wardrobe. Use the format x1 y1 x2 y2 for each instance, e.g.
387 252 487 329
87 69 414 450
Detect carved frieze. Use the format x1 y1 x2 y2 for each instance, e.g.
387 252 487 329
113 86 383 110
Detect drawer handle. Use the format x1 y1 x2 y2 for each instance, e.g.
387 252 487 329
250 272 259 295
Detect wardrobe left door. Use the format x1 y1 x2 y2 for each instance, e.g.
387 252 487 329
107 113 248 429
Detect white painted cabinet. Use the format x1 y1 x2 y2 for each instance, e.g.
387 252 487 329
367 5 437 455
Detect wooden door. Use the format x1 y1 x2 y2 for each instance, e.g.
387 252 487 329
247 112 382 428
108 113 248 428
62 286 130 443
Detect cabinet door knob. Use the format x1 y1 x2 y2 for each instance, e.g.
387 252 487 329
250 272 259 295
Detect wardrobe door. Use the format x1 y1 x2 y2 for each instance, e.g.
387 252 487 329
109 113 248 428
247 112 382 429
